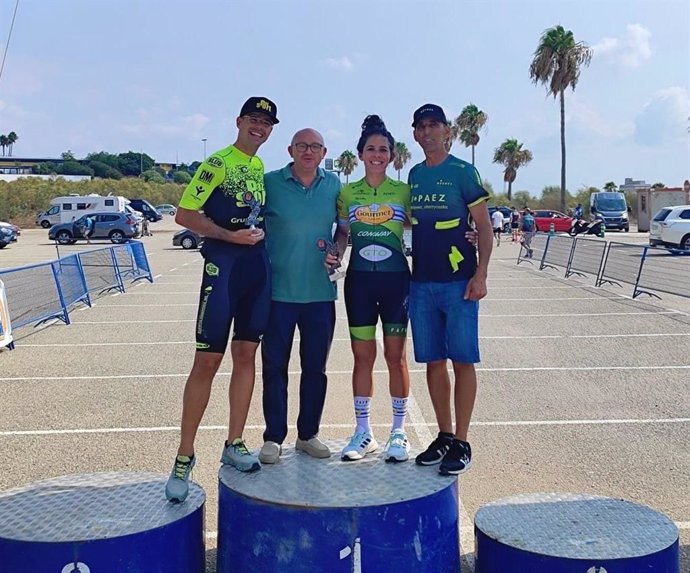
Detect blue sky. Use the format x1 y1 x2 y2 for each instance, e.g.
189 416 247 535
1 0 688 195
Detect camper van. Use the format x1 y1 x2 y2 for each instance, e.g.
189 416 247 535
589 191 630 232
36 195 128 228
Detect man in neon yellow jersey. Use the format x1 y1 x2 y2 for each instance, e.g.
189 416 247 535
166 96 278 502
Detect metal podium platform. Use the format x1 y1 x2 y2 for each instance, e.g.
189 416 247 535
0 472 206 573
474 492 679 572
217 440 460 573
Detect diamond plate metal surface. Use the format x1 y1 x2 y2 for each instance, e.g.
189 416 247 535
0 472 205 542
219 440 456 508
474 492 678 559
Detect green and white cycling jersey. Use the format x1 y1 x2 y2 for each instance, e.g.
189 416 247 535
337 176 410 272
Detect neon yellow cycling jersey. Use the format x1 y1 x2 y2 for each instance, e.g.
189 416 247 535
337 176 410 272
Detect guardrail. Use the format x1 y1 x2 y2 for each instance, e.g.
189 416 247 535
0 241 152 349
516 233 689 299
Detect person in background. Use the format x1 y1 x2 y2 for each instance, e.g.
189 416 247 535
521 208 536 258
510 206 521 243
491 208 504 247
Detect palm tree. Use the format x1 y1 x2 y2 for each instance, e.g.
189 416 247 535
337 150 358 183
603 181 617 192
0 135 7 157
529 25 592 212
492 138 533 201
6 132 17 156
451 104 488 165
393 142 412 181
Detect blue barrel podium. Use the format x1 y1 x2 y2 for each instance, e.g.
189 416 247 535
0 472 206 573
474 492 679 572
217 441 460 572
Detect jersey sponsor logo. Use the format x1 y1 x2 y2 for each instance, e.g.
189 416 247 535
412 193 446 204
436 179 453 187
359 245 392 262
355 230 389 238
199 170 214 183
353 203 394 225
194 185 205 197
205 263 220 277
207 156 223 168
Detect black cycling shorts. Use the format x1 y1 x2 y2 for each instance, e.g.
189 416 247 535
195 249 271 353
344 270 410 341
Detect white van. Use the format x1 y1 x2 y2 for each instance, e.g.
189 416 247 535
36 195 127 228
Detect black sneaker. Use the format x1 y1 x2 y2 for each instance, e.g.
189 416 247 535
439 439 472 475
415 432 454 466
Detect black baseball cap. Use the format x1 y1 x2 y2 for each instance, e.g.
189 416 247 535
412 103 448 127
239 96 279 124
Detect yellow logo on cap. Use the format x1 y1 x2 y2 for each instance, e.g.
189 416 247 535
256 99 272 112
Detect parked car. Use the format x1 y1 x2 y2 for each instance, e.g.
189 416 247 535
0 226 16 249
48 212 140 245
125 205 145 223
531 210 574 233
156 204 177 216
649 205 690 250
488 206 512 233
128 199 162 222
0 221 20 240
172 229 204 250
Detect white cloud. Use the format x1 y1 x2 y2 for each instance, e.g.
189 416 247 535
634 87 690 145
567 98 635 140
593 24 652 69
324 56 354 71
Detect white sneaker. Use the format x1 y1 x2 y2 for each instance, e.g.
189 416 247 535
383 429 410 463
259 441 282 464
341 431 378 461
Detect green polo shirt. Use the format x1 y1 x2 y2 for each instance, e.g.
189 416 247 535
264 164 342 303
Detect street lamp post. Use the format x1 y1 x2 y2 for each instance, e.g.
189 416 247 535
202 138 207 160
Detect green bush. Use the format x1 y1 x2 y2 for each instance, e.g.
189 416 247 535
0 177 185 225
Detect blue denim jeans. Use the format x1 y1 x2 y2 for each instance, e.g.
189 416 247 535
409 280 480 364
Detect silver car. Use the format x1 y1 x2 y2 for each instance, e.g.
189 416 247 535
48 212 140 244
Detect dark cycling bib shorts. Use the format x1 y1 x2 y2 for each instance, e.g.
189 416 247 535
195 250 271 353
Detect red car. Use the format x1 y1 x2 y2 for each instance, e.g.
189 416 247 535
531 210 574 233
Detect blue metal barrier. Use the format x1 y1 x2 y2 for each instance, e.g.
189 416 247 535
0 241 153 345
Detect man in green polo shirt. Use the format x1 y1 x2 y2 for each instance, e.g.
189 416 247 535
259 128 342 464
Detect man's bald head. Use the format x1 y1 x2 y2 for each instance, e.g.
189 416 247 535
291 128 324 146
288 128 327 174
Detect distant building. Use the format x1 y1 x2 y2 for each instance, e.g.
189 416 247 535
618 177 650 193
0 157 64 174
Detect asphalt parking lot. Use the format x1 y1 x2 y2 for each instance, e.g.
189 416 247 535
1 220 688 571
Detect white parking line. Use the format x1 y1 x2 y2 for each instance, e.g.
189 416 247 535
2 365 690 382
3 417 688 437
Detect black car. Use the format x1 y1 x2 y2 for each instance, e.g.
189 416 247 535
0 226 16 249
128 199 162 222
172 229 204 250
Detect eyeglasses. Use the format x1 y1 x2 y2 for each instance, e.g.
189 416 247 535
243 115 274 128
293 142 324 153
